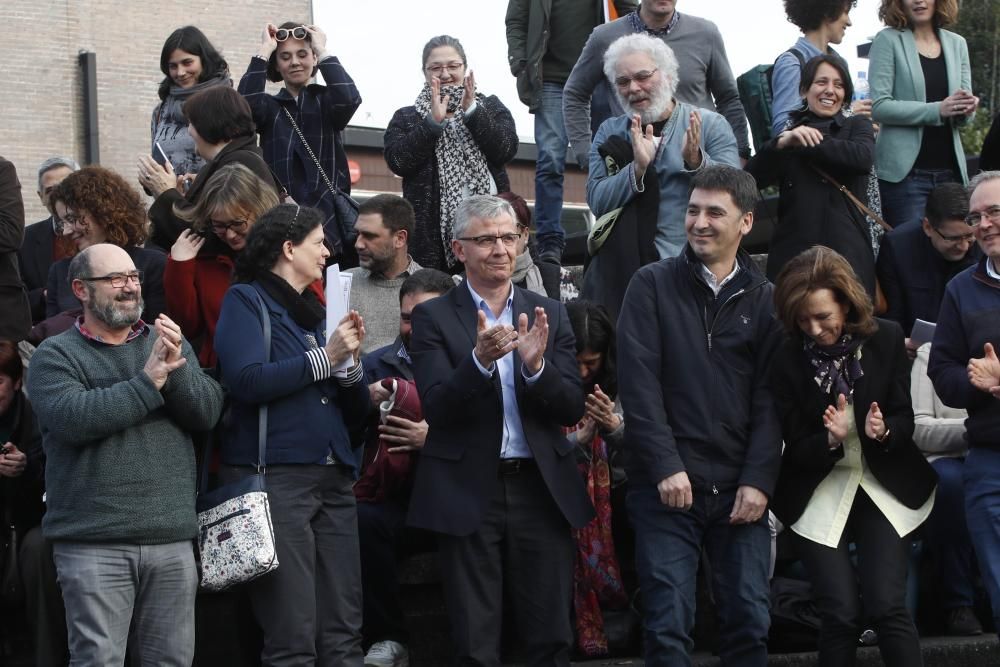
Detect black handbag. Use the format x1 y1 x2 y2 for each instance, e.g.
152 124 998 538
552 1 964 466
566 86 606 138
281 107 359 258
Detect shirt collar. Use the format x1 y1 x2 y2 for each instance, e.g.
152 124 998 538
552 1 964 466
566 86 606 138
630 6 680 36
74 317 148 344
397 342 412 365
987 257 1000 281
466 280 514 317
699 261 740 296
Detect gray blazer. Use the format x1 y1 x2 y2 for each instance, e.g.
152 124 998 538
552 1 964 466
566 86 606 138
869 27 972 184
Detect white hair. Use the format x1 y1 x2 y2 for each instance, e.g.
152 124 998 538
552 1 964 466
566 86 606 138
969 170 1000 199
37 156 80 192
452 195 517 241
602 33 679 100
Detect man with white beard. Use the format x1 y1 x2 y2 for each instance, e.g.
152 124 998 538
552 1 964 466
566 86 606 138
582 32 739 317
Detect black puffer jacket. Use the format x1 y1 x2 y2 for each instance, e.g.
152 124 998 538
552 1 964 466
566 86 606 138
617 246 784 495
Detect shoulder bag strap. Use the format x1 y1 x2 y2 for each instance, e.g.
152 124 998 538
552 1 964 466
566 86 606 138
282 107 340 197
249 288 271 472
809 163 892 232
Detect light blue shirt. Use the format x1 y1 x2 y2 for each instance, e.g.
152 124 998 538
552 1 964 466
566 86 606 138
771 38 845 136
467 282 544 459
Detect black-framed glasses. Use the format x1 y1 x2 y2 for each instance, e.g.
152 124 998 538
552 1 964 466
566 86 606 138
614 68 658 88
930 226 975 244
457 233 520 249
425 62 465 76
275 26 308 41
77 271 144 288
210 218 249 236
965 205 1000 227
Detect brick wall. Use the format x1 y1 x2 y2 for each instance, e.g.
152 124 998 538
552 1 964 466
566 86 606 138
1 0 311 225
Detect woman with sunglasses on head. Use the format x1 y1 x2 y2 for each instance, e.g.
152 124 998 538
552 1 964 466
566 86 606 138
142 86 279 252
214 203 370 667
384 35 519 274
238 22 361 266
869 0 978 230
746 54 877 298
43 167 166 332
164 164 280 368
151 26 231 180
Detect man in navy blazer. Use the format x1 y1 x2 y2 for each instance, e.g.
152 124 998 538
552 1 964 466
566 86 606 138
407 195 594 666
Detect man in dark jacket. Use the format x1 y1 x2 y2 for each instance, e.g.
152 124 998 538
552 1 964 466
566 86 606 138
617 165 782 666
877 182 979 353
18 156 78 323
0 157 31 342
928 170 1000 636
504 0 636 260
358 268 453 667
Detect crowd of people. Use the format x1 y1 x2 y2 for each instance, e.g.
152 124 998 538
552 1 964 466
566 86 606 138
1 1 1000 666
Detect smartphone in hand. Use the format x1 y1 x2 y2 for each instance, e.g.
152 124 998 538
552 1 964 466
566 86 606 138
153 142 170 166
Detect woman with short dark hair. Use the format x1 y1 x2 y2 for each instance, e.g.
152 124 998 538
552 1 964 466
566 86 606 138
152 26 230 177
238 22 361 265
746 54 878 296
384 35 518 273
140 86 279 250
214 203 370 665
769 246 937 666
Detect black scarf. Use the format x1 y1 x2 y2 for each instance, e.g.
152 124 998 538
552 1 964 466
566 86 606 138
256 271 325 331
803 333 865 402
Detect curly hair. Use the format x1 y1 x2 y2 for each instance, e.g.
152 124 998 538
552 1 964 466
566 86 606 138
158 26 229 101
773 246 877 340
784 0 856 32
174 163 279 233
879 0 958 29
235 204 323 282
565 300 618 399
54 166 148 247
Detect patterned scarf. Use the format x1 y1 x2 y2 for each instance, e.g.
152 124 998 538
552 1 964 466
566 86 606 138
803 333 865 401
414 82 494 267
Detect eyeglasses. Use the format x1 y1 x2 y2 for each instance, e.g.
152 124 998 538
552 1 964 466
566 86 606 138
77 271 144 288
965 205 1000 227
425 62 465 76
210 218 249 236
275 26 308 41
57 211 87 229
614 68 658 88
457 233 520 249
930 226 975 244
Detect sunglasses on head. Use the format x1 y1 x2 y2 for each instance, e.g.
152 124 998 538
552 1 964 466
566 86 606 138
275 26 308 42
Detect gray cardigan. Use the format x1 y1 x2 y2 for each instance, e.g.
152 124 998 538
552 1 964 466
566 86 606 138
562 11 749 167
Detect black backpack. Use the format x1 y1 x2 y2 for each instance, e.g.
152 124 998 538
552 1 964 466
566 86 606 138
737 49 806 153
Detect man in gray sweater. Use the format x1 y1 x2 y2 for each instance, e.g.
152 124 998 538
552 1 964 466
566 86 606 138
348 194 423 353
27 243 224 666
562 0 750 168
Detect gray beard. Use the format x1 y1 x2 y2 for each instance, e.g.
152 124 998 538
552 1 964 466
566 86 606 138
620 89 673 125
91 295 145 328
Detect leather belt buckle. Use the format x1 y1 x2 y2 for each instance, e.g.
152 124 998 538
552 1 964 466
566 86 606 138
498 458 533 475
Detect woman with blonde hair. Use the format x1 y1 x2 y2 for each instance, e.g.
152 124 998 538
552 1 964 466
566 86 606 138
869 0 978 229
164 163 280 367
769 246 936 665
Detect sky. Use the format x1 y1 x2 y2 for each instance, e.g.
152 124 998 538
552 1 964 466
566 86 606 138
317 0 886 143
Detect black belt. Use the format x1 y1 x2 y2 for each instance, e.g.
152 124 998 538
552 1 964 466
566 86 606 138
498 458 536 475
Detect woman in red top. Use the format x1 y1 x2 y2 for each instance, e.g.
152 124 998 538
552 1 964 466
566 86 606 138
164 163 279 367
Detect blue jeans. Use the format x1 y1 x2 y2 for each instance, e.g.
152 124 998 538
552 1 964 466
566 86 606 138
878 168 959 231
533 81 569 256
926 457 978 609
53 540 198 666
964 447 1000 629
627 485 770 667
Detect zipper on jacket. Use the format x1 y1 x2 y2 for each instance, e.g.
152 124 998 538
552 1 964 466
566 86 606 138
200 508 251 535
712 484 719 496
704 288 747 352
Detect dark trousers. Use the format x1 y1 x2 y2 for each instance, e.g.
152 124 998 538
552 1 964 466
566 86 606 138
925 457 978 609
437 464 574 667
358 499 434 646
19 525 69 667
963 447 1000 630
222 464 363 667
627 484 771 667
795 489 921 667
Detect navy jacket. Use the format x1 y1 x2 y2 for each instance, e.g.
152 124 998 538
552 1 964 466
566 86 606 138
406 281 593 536
770 319 937 526
876 222 978 335
18 217 57 322
617 247 784 495
214 282 370 473
928 257 1000 449
363 338 414 384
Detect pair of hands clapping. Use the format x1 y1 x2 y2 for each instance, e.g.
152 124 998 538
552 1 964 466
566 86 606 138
823 394 887 447
968 342 1000 399
429 71 477 124
473 306 548 375
630 110 703 179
